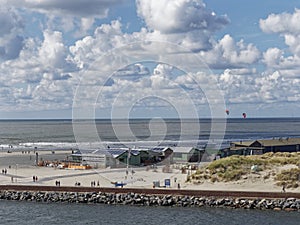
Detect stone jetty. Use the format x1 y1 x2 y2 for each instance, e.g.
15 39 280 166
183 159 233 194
0 189 300 211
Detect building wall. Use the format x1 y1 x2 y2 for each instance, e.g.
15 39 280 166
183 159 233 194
116 153 141 166
81 154 115 168
172 153 188 163
264 145 299 153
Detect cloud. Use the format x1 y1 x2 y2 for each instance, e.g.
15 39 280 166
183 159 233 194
136 0 229 34
39 30 71 69
0 6 24 60
217 66 300 107
8 0 123 18
6 0 126 35
201 34 261 68
262 47 284 68
260 9 300 75
259 8 300 35
3 0 296 117
260 9 300 58
0 26 79 112
136 0 229 52
114 64 150 78
69 20 130 70
0 6 23 36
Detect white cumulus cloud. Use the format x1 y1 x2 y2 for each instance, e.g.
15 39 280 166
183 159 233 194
136 0 229 51
261 9 300 75
136 0 229 34
201 34 261 68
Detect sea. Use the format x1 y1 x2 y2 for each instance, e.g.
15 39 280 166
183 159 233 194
0 118 300 224
2 118 300 150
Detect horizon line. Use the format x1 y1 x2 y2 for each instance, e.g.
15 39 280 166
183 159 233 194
0 117 300 121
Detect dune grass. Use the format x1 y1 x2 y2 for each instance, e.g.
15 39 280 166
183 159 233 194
189 152 300 185
275 168 300 189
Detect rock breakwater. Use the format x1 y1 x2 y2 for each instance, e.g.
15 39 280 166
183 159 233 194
0 190 299 211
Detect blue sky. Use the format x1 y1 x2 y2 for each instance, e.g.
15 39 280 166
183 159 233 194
1 0 300 119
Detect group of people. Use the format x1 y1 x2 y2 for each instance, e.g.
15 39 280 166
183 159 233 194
1 168 7 174
55 180 61 186
32 176 38 182
91 180 100 187
21 151 31 154
125 169 135 180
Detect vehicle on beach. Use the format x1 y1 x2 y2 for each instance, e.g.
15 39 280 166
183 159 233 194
111 181 126 188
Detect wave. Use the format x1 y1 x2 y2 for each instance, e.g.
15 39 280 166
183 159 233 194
0 138 232 152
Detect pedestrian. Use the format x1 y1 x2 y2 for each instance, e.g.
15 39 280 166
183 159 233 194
97 181 100 187
33 176 36 182
282 183 286 193
177 183 180 189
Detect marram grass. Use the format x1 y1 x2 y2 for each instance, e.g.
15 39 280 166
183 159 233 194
189 152 300 186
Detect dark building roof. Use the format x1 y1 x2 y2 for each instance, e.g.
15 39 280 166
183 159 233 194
232 137 300 148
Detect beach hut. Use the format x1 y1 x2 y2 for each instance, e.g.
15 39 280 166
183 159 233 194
114 149 141 167
171 147 204 163
148 147 173 164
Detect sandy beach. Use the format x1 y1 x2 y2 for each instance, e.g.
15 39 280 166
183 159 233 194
0 150 299 193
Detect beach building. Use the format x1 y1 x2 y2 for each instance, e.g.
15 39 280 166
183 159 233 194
220 137 300 157
114 149 141 167
72 148 154 168
71 146 205 168
71 150 115 168
148 147 173 164
171 147 204 163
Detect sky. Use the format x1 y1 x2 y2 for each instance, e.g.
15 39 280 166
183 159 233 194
1 0 300 119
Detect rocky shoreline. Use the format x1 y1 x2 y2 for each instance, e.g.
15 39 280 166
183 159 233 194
0 190 300 211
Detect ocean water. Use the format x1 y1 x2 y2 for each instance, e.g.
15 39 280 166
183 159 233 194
0 200 299 225
1 118 300 148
